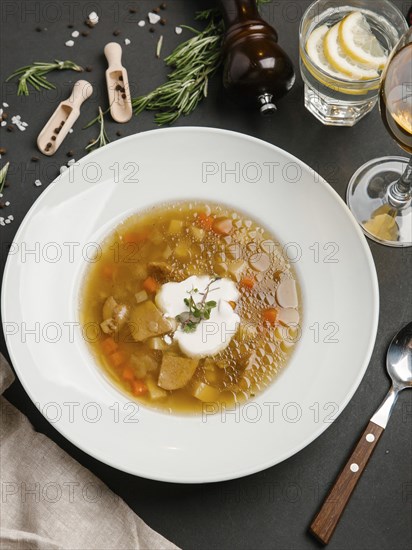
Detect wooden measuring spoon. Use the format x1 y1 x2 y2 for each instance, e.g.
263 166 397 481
37 80 93 156
104 42 132 123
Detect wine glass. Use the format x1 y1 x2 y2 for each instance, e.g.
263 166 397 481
347 26 412 247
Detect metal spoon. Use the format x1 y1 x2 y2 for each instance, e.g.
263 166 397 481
310 322 412 545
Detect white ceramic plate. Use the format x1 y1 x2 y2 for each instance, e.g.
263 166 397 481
1 128 378 483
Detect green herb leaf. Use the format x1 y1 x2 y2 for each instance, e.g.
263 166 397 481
85 107 110 152
7 60 83 96
175 277 220 333
0 162 10 195
83 105 111 129
183 322 198 333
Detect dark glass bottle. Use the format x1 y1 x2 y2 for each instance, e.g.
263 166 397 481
220 0 295 114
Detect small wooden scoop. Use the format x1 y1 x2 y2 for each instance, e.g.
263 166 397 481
37 80 93 156
104 42 132 123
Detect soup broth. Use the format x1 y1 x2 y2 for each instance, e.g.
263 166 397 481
80 202 301 413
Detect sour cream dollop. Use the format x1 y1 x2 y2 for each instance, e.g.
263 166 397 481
155 275 240 358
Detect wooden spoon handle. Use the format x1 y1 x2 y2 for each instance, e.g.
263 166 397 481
66 79 93 109
104 42 123 69
310 420 384 545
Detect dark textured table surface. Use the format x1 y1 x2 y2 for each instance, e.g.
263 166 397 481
1 1 411 549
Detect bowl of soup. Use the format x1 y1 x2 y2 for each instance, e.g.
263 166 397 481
80 201 301 413
1 127 378 482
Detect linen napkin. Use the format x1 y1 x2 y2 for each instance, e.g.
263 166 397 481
0 353 179 550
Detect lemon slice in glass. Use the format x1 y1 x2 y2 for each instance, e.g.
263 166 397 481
339 11 388 70
306 25 344 79
324 21 379 80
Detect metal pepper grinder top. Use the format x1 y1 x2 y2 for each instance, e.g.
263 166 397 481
220 0 295 114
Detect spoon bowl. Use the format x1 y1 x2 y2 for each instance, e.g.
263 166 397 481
387 321 412 389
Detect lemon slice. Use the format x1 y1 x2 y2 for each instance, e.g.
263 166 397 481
339 11 387 70
364 213 398 241
306 25 344 79
324 21 379 80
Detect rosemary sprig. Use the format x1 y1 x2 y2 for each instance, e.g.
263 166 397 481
176 278 220 333
132 16 222 125
83 105 111 129
0 162 10 195
6 60 83 96
85 107 110 152
132 0 270 125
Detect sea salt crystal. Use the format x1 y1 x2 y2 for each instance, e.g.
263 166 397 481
138 20 146 27
67 159 76 166
71 30 79 38
1 121 6 127
148 12 161 24
8 215 14 221
175 26 183 35
11 115 26 131
2 103 8 108
34 179 42 186
5 219 10 224
0 220 5 226
22 121 28 127
88 12 99 25
69 128 73 134
65 40 74 47
5 201 10 206
124 38 131 45
59 166 68 174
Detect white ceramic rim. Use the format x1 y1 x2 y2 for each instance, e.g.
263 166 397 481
1 127 379 483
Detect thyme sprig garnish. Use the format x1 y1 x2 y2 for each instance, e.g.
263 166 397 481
176 277 221 333
131 0 270 125
85 107 110 152
6 60 83 96
0 162 10 195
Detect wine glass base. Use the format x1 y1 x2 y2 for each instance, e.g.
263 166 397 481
347 156 412 247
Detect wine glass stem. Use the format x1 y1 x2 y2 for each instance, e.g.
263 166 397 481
388 156 412 207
